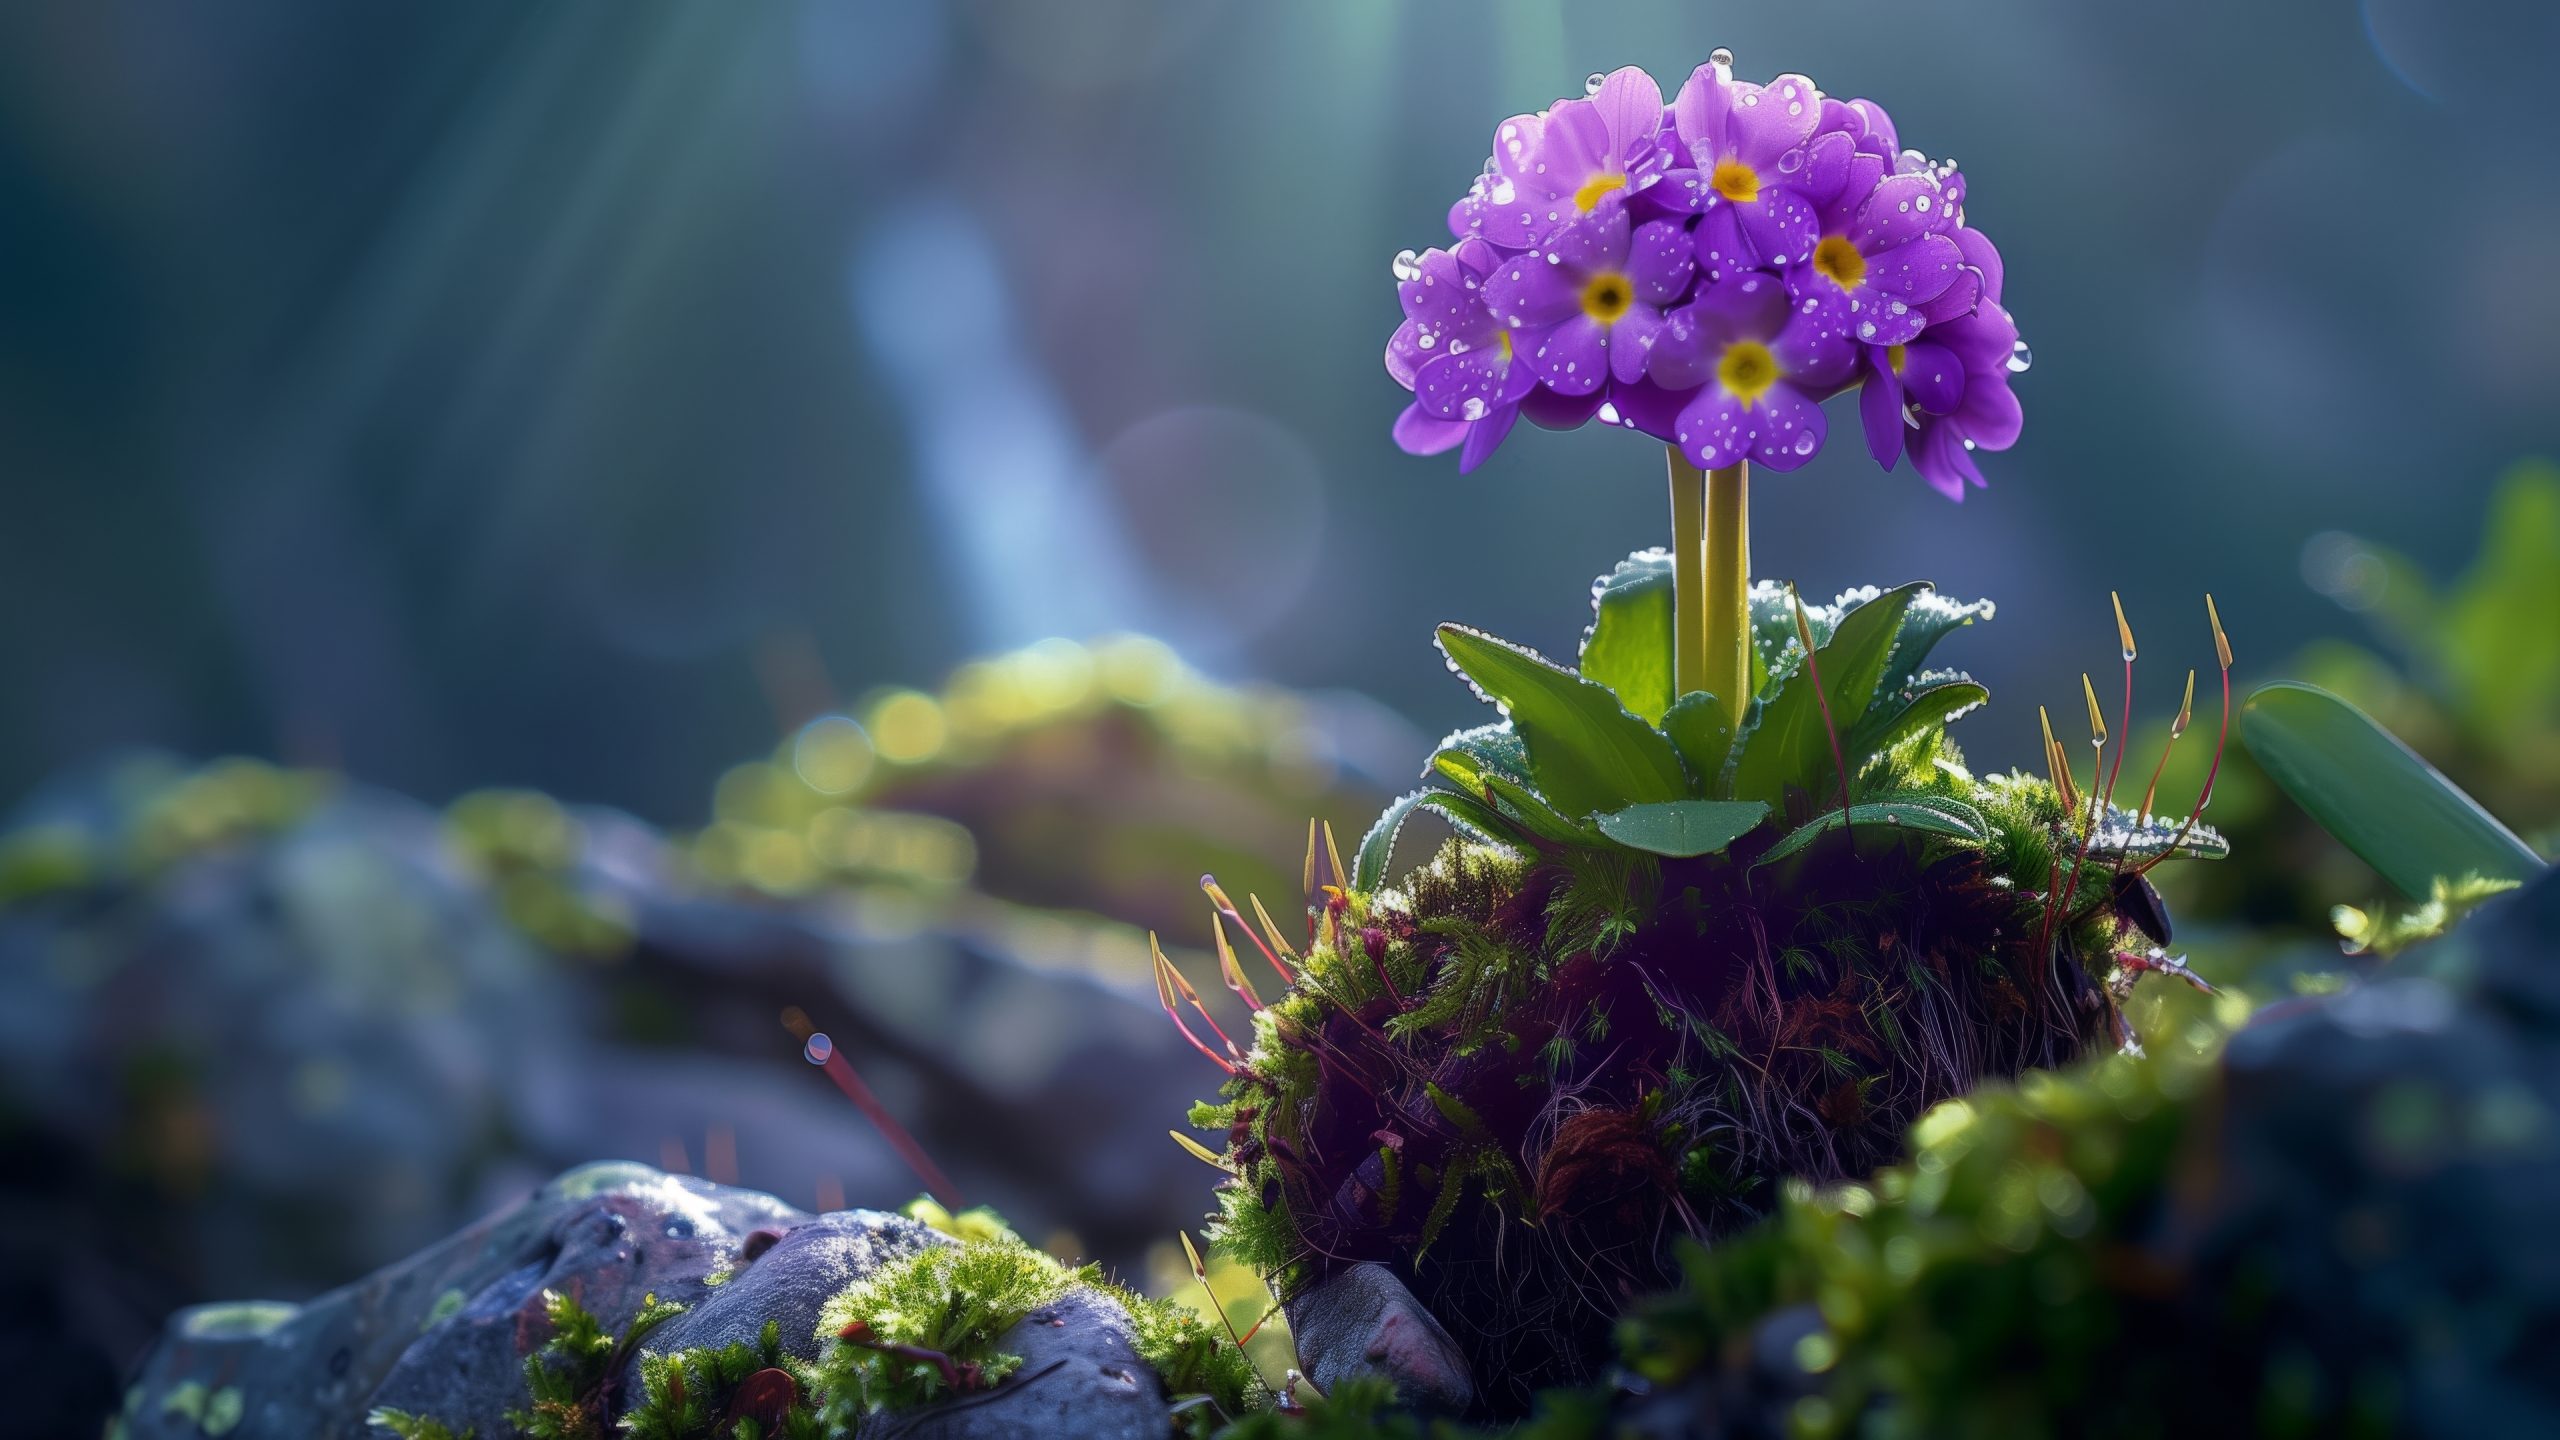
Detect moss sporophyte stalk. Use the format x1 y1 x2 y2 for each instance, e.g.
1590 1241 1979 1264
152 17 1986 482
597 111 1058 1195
1152 51 2242 1419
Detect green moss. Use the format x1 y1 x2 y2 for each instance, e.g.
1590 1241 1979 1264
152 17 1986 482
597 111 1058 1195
811 1237 1078 1420
1615 1040 2220 1439
621 1319 824 1440
504 1289 686 1440
365 1408 474 1440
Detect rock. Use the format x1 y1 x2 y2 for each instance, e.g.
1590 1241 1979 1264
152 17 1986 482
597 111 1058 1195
868 1287 1172 1440
1283 1261 1475 1417
115 1162 1175 1439
0 755 1224 1410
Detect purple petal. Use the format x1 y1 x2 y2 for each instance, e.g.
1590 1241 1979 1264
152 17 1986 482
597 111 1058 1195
1853 173 1951 251
1448 177 1495 245
1773 304 1857 391
1484 252 1583 329
1642 167 1709 217
1860 293 1929 348
1746 383 1827 470
1521 385 1606 430
1400 248 1497 349
1690 271 1789 343
1491 112 1546 183
1626 217 1697 303
1605 378 1688 441
1782 275 1870 362
1456 405 1521 473
1394 401 1466 456
1590 66 1666 163
1954 227 2004 304
1693 205 1755 277
1418 348 1521 421
1845 99 1898 158
1898 340 1964 415
1541 202 1631 273
1816 151 1891 234
1918 266 1982 326
1539 102 1614 189
1673 385 1757 470
1647 304 1718 390
1937 298 2021 373
1912 419 1985 500
1386 318 1424 389
1728 77 1822 168
1736 188 1818 268
1670 63 1736 163
1864 233 1963 303
1611 306 1664 384
1529 315 1609 395
1452 236 1506 279
1859 353 1905 469
1956 374 2023 450
1788 130 1856 209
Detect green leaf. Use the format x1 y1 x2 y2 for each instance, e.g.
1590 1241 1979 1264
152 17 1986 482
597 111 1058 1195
1580 549 1678 725
1874 588 1995 699
1750 581 1830 697
2239 681 2543 901
1428 723 1531 787
1661 691 1738 797
1354 787 1515 889
2084 803 2229 862
1595 799 1771 857
1436 624 1691 820
1428 724 1595 844
1848 672 1990 759
1731 584 1924 806
1751 795 1989 870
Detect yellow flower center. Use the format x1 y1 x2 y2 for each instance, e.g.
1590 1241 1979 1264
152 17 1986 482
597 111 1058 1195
1814 234 1866 292
1885 343 1907 373
1497 329 1515 364
1580 272 1634 324
1718 340 1778 406
1572 172 1627 212
1710 159 1760 204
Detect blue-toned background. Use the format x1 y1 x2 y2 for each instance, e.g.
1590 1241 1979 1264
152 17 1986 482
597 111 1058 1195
4 0 2553 820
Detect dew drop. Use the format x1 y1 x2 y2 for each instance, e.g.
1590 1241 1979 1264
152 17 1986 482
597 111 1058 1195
1391 249 1423 282
1585 71 1608 96
1710 46 1735 69
803 1032 834 1065
1461 396 1489 421
1794 430 1817 455
2007 340 2033 373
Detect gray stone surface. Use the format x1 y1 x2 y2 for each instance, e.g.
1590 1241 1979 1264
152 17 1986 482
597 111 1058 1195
1283 1261 1475 1417
114 1162 1175 1439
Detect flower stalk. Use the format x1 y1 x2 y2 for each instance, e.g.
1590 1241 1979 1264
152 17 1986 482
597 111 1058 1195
1668 450 1708 698
1702 460 1751 728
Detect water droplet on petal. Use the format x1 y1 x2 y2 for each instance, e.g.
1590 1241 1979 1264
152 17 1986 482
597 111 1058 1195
1794 430 1817 455
803 1032 835 1065
1461 396 1489 421
1391 249 1423 282
2007 340 2034 373
1585 71 1608 96
1710 46 1735 69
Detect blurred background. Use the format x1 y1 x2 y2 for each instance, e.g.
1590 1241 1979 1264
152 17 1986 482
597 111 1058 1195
3 0 2558 1429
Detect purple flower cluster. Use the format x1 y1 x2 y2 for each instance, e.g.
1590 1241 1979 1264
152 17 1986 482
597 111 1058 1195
1386 57 2027 499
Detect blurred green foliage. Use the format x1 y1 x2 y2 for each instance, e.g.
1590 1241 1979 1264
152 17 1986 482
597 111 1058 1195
2144 462 2558 935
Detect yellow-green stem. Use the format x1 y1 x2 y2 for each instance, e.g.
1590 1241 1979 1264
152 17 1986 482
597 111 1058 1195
1667 451 1707 698
1702 461 1750 731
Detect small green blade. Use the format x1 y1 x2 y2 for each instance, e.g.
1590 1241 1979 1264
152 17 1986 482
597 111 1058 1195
2239 681 2543 901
